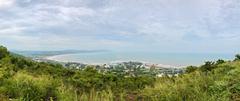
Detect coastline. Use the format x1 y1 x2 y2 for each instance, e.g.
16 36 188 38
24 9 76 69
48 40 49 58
44 53 108 65
44 53 186 68
39 52 234 68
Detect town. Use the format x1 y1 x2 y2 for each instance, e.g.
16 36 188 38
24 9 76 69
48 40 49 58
64 61 185 77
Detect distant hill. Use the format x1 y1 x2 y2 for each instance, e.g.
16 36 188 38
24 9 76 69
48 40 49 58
13 50 108 57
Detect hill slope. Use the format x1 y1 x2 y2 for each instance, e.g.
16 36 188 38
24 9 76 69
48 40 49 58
1 45 240 101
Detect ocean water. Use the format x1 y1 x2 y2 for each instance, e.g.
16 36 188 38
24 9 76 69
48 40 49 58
47 51 235 67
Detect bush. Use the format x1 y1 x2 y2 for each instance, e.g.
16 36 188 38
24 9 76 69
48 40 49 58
200 61 216 72
235 54 240 61
216 59 225 65
0 46 9 59
1 72 58 101
185 66 198 73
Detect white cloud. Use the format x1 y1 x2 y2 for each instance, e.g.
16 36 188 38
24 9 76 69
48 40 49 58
0 26 26 34
0 0 240 53
0 0 14 8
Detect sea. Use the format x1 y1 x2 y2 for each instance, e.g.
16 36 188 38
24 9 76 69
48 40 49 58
46 51 235 67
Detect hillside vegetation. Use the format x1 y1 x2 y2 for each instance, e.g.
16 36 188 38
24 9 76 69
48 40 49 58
0 45 240 101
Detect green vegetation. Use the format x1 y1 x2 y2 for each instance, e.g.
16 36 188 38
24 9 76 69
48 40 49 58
0 46 9 59
235 54 240 61
142 56 240 101
0 46 154 101
1 45 240 101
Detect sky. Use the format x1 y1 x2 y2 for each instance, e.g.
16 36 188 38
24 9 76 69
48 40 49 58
0 0 240 53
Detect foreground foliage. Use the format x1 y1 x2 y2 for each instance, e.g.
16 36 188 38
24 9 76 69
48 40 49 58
0 46 154 101
0 45 240 101
142 59 240 101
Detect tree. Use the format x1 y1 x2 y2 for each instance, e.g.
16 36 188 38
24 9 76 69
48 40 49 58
216 59 225 65
235 54 240 61
200 61 216 72
0 46 9 59
185 66 198 73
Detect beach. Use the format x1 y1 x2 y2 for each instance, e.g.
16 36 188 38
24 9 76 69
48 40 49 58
44 51 234 67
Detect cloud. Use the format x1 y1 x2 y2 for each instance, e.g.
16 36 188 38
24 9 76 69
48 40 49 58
0 0 15 8
0 0 240 53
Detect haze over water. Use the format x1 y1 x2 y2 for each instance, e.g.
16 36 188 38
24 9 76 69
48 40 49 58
47 52 234 67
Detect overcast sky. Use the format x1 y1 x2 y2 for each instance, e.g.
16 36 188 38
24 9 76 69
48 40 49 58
0 0 240 53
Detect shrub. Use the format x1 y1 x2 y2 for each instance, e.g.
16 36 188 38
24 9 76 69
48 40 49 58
216 59 225 65
185 66 198 73
0 46 9 59
1 72 58 101
235 54 240 61
200 61 216 72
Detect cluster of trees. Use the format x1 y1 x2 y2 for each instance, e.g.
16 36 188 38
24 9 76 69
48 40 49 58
185 54 240 74
185 59 225 73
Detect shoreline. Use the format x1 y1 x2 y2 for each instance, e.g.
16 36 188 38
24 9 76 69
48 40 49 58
44 53 187 68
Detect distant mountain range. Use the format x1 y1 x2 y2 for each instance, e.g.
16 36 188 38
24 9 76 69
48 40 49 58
13 50 109 57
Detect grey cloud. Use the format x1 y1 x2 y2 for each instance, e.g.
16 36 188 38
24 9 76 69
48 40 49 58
0 0 240 52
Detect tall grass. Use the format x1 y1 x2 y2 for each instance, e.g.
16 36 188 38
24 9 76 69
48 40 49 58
141 61 240 101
